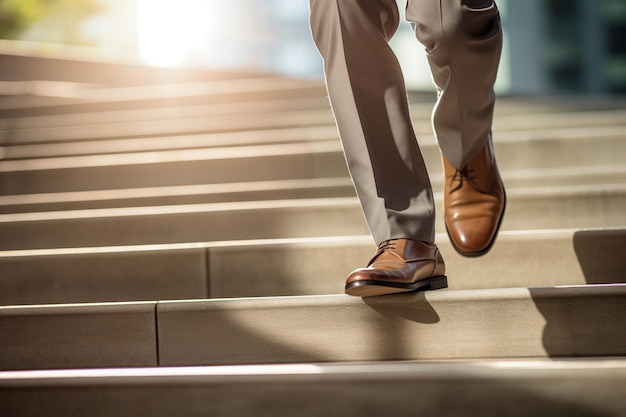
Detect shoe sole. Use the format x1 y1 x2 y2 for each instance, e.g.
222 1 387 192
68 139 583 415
447 191 507 258
345 275 448 297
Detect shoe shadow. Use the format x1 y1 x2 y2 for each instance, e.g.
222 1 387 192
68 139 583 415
362 291 441 324
360 291 442 361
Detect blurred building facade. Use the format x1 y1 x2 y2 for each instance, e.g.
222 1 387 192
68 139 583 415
504 0 626 94
150 0 624 95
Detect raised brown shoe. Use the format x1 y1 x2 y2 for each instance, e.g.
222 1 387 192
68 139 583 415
443 136 506 257
345 239 447 297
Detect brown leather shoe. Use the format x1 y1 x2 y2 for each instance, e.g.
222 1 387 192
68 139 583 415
345 239 447 297
443 136 506 257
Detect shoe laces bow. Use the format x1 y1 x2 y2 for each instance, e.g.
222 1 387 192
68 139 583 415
449 166 476 192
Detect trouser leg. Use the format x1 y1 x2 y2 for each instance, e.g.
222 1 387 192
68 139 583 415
406 0 503 169
309 0 436 245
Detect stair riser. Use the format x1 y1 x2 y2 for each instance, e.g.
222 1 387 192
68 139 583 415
0 249 208 305
1 363 625 417
1 191 624 250
0 182 357 214
6 92 622 131
1 286 624 370
0 302 157 370
0 203 369 250
0 97 332 131
0 109 337 144
3 114 624 163
208 228 626 297
156 286 626 365
2 101 623 144
1 126 340 160
0 87 329 119
2 135 624 195
0 75 328 118
3 166 626 214
0 152 348 195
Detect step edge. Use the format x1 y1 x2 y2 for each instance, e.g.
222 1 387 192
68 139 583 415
1 227 623 258
2 357 626 385
0 282 623 311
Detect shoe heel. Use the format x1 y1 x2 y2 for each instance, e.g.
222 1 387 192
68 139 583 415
425 275 448 291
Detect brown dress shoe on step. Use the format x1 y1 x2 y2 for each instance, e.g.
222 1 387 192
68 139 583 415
345 239 447 297
443 136 506 257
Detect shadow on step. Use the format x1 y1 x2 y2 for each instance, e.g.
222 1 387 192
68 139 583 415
529 285 626 358
573 229 626 284
531 229 626 357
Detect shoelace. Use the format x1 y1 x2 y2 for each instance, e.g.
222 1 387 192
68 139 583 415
378 239 397 252
449 166 476 192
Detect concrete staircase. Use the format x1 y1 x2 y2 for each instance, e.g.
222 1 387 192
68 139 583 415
0 53 625 416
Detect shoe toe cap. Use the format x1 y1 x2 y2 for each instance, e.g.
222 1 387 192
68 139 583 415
448 215 499 256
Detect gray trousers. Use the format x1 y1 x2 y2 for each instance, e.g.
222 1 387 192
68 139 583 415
309 0 502 244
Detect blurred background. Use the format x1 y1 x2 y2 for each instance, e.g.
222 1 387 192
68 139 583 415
1 0 625 95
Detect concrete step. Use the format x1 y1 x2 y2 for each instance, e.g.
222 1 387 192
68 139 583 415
0 142 346 194
1 284 624 370
2 90 624 136
2 103 625 146
0 126 340 161
1 184 625 250
1 228 624 305
2 110 625 163
0 76 328 118
1 359 625 417
0 50 246 85
2 163 626 214
1 108 337 144
1 180 354 215
0 197 367 250
2 128 625 195
0 177 356 214
0 95 331 132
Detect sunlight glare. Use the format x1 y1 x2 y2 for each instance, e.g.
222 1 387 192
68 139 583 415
138 0 213 67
